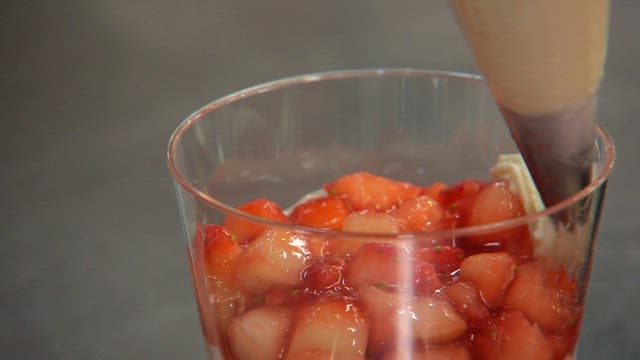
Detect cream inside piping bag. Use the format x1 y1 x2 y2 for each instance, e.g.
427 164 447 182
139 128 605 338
450 0 610 207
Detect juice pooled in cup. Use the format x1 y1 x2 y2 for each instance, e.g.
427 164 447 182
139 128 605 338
191 157 583 360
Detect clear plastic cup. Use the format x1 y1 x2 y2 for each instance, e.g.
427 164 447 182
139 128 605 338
167 69 614 359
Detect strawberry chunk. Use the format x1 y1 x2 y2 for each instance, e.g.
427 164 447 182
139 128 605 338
303 235 332 258
203 225 241 281
505 232 534 264
391 195 446 232
547 331 581 360
290 195 351 230
422 345 472 360
439 179 486 229
443 281 491 328
460 181 533 262
227 306 292 360
264 287 299 307
459 252 516 308
414 261 444 295
421 181 449 205
412 294 468 344
465 181 525 229
302 257 348 292
358 285 467 353
383 344 472 360
347 243 408 289
325 172 421 212
342 212 400 234
416 246 465 276
235 228 310 294
346 242 443 295
440 179 485 209
224 198 288 244
356 285 409 352
286 299 369 359
472 310 554 360
504 262 580 334
328 211 401 257
198 225 243 344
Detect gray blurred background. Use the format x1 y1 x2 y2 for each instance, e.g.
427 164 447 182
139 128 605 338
1 1 638 359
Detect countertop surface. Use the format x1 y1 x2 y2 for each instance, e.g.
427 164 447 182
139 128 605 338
2 1 638 359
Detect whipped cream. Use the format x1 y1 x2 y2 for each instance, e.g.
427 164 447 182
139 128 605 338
490 154 556 256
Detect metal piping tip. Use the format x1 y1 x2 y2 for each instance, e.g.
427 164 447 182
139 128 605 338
500 97 596 221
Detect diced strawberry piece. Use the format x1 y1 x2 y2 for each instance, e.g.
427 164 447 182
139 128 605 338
422 344 472 360
440 179 485 208
472 310 554 360
416 246 465 276
443 281 491 328
290 195 351 230
196 225 243 345
286 299 368 360
546 334 574 360
414 261 443 295
440 179 486 229
342 212 400 234
347 243 408 289
227 306 292 360
464 180 526 232
547 329 581 360
303 235 332 258
358 286 467 353
412 294 468 344
202 280 244 346
460 181 533 262
471 323 499 359
235 228 310 294
302 257 347 291
343 242 444 295
223 198 288 244
356 285 412 352
421 181 449 205
192 231 218 331
504 262 580 334
545 268 580 296
203 225 241 280
284 351 329 360
263 285 319 307
391 195 447 232
325 172 421 212
190 266 219 345
338 212 401 257
383 344 472 360
459 253 516 308
324 234 368 258
192 223 207 262
264 287 293 306
504 232 534 265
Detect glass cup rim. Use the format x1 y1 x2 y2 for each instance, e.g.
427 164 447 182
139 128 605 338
167 68 616 240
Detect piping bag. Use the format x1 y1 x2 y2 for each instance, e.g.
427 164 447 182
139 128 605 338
449 0 610 212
